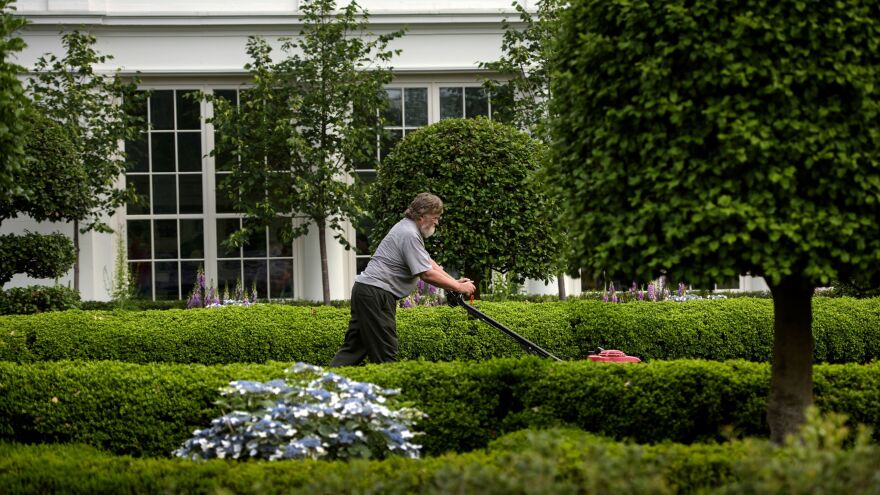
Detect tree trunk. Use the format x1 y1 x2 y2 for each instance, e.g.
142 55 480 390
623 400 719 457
557 272 567 300
317 220 331 305
767 277 815 444
73 219 80 292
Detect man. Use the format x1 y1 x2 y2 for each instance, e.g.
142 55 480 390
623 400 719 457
329 192 476 366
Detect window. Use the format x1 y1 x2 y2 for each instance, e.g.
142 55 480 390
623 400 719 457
125 87 295 300
125 89 205 299
212 88 295 300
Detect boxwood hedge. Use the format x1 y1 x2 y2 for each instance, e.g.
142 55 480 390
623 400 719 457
2 297 879 364
1 358 878 458
0 432 737 495
2 417 878 494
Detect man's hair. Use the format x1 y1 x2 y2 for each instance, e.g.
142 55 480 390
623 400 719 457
405 192 443 220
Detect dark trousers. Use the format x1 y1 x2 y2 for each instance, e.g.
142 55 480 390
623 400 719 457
329 282 398 367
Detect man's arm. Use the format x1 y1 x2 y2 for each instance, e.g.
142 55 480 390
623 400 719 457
419 259 476 296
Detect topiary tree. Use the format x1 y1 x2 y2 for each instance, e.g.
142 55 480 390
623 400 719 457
0 113 83 287
370 117 564 294
0 113 91 224
549 0 880 442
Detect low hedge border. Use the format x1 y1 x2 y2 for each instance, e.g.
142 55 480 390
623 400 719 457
2 422 877 495
2 298 880 364
0 433 741 495
1 358 878 458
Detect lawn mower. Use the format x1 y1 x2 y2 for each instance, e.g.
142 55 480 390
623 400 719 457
446 291 641 363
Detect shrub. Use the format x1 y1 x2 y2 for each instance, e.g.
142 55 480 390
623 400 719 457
0 232 76 286
174 363 425 461
1 359 879 458
0 410 877 494
369 117 564 290
0 285 80 315
3 297 880 364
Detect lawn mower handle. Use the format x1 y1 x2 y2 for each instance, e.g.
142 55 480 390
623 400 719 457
446 291 562 361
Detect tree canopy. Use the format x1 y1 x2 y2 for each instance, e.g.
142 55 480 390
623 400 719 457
370 117 564 292
0 1 28 196
549 0 880 441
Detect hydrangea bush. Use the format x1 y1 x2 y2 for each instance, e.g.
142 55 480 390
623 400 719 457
174 363 425 461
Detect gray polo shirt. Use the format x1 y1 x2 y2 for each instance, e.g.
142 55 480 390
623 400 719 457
356 218 432 298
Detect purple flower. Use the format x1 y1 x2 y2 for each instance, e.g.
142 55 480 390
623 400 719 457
187 291 202 309
417 279 425 293
612 293 619 303
427 284 437 295
603 294 609 302
208 287 220 306
647 283 656 302
678 282 685 297
638 289 644 301
400 299 413 308
198 270 206 290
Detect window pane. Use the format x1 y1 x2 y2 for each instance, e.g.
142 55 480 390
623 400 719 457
217 260 241 297
127 220 151 260
128 91 149 131
151 133 175 172
177 132 203 172
129 262 152 298
152 175 177 214
126 175 150 215
356 215 374 256
269 259 294 299
215 173 236 214
404 88 428 126
465 87 489 119
214 137 235 172
179 219 204 259
176 90 200 130
216 218 241 258
178 175 203 214
150 90 174 130
440 87 463 120
380 129 403 161
356 257 370 274
243 222 267 258
154 261 179 299
180 260 203 297
383 88 402 125
214 89 238 105
243 260 267 299
154 219 178 259
269 218 293 257
490 84 515 123
125 133 148 173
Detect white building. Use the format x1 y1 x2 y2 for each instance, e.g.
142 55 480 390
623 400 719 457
4 0 765 301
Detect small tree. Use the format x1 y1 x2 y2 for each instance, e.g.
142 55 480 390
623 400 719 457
28 30 146 291
370 118 564 294
0 114 81 286
550 0 880 442
0 1 28 196
209 0 402 305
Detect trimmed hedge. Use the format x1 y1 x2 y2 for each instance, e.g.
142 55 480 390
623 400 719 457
0 432 740 495
2 298 879 364
1 358 879 458
2 416 878 494
0 285 81 315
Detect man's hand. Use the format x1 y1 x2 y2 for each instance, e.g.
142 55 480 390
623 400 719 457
457 277 476 296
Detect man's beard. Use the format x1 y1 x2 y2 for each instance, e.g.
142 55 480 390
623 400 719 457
420 224 436 238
